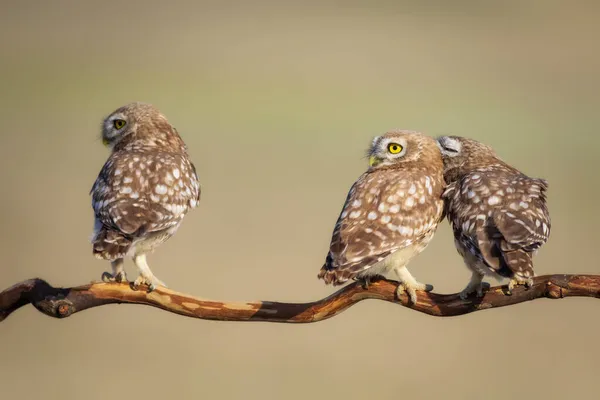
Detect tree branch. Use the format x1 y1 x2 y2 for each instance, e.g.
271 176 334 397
1 274 599 323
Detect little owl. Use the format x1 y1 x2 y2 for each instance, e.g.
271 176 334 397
90 102 201 291
437 135 550 299
318 130 445 303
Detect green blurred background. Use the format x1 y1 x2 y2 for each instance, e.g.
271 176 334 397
1 1 599 399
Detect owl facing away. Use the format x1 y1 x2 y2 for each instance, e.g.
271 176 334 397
437 135 550 299
318 130 445 303
90 102 201 291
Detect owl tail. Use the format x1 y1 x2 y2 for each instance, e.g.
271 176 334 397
318 267 349 285
92 228 132 260
317 254 353 285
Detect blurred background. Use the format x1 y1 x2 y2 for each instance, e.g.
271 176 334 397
1 1 599 399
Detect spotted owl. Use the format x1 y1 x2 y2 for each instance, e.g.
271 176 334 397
437 135 550 299
318 130 445 303
90 102 201 291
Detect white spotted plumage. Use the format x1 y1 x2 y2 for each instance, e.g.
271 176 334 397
318 130 445 303
438 135 550 299
90 102 201 291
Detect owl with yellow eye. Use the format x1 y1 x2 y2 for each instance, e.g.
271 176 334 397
318 130 445 303
90 102 201 291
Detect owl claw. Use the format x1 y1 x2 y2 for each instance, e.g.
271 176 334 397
459 281 490 300
477 282 491 297
395 281 432 304
133 275 167 292
507 277 534 295
101 271 128 283
360 277 371 290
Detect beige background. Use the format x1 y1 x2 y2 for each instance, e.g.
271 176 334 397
1 1 599 399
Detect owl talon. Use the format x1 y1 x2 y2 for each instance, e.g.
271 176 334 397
477 282 491 297
524 278 534 289
101 271 128 283
133 275 166 292
361 277 371 290
395 281 431 304
115 271 128 283
507 277 533 295
459 281 490 300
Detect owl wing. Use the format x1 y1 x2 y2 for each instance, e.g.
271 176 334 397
492 177 550 252
448 171 550 274
319 170 444 284
91 153 200 238
189 160 202 204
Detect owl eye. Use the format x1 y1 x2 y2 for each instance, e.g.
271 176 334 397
113 119 126 129
387 143 403 154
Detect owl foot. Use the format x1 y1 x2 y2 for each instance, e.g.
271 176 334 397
101 271 128 283
395 281 433 304
133 275 167 292
459 281 491 300
360 277 371 290
507 277 534 295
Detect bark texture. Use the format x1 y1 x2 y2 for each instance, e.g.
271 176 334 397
2 275 599 323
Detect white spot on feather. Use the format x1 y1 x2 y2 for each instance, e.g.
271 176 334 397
488 196 501 205
155 184 168 195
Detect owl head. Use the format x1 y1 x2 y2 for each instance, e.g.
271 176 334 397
367 130 440 170
436 135 499 181
101 102 182 151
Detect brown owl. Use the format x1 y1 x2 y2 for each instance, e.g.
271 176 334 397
90 102 201 291
437 135 550 299
318 130 445 303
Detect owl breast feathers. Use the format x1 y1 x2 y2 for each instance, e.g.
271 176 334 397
444 165 550 278
320 169 445 284
318 130 446 287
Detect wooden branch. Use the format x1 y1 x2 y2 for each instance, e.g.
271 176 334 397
1 274 599 323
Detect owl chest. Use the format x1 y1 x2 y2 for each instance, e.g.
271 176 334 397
362 229 436 277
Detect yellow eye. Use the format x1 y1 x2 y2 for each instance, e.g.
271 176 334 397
113 119 126 129
387 143 403 154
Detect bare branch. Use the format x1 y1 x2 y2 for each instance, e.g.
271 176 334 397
1 274 599 323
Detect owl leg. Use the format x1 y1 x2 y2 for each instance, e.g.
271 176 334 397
132 254 167 292
459 272 489 300
393 266 433 304
356 276 371 289
101 258 128 283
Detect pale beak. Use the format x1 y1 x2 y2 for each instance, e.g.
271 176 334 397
369 155 379 167
102 137 110 146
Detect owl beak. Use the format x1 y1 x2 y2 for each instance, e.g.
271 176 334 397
369 155 380 167
102 137 110 146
